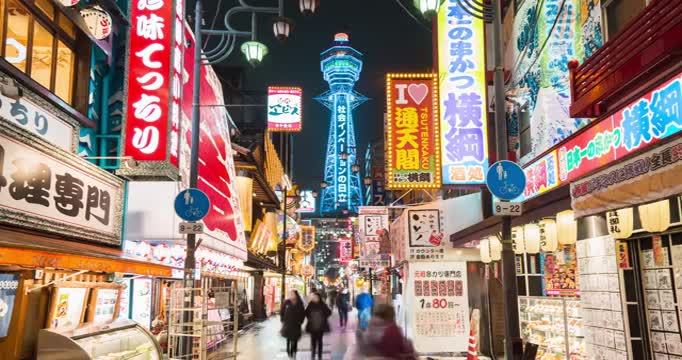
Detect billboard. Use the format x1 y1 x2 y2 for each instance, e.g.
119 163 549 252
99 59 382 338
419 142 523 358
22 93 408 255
386 73 441 189
267 87 302 132
437 2 488 185
124 0 184 163
179 26 247 260
296 190 317 213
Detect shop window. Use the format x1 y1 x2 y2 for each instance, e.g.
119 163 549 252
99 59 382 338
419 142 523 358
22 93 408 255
0 0 81 105
603 0 648 39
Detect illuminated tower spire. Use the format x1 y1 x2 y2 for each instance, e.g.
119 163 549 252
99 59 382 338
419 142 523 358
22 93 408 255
315 33 368 214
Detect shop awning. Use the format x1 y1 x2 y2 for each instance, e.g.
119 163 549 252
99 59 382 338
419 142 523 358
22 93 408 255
0 227 172 277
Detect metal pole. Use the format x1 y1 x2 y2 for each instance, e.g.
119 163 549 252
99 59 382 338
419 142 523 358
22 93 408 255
492 0 522 358
280 188 287 306
368 268 373 297
180 0 202 356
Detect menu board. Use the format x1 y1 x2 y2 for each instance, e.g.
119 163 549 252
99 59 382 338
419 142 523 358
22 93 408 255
51 287 88 329
544 245 579 296
577 236 628 359
132 278 152 329
93 289 120 324
407 261 469 353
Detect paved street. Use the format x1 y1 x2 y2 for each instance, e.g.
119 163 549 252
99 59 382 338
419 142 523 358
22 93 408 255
236 309 359 360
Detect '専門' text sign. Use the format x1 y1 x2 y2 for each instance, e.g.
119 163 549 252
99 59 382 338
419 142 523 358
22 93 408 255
438 1 489 185
386 74 441 189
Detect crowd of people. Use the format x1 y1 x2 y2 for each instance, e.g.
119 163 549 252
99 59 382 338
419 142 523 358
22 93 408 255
279 287 415 360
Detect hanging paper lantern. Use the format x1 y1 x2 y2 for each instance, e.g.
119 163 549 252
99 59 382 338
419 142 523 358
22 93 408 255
235 176 254 231
556 210 577 245
60 0 79 7
152 243 169 263
523 224 541 254
511 227 525 254
606 207 634 239
539 219 558 252
489 236 502 261
639 199 671 233
479 238 492 264
80 6 113 40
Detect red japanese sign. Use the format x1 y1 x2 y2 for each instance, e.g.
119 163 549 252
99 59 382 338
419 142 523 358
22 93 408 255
386 74 441 189
179 27 247 260
125 0 179 161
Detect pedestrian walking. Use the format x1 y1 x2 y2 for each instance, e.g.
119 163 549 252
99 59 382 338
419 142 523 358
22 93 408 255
280 290 305 359
335 288 351 328
328 287 338 310
357 304 416 359
305 292 332 360
355 290 374 330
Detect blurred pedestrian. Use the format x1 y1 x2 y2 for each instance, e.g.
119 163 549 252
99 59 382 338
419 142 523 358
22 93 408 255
355 290 374 330
305 292 332 360
358 304 415 359
336 288 351 328
280 290 305 359
329 287 338 310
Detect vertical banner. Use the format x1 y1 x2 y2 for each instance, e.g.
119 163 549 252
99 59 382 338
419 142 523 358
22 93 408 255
0 274 18 337
438 1 489 185
407 261 469 353
386 73 441 189
125 0 177 161
267 87 303 132
359 206 389 259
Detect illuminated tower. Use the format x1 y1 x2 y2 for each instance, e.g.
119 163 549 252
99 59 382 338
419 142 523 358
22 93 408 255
316 33 368 214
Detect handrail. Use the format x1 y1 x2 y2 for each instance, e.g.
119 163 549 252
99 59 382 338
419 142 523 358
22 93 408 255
568 0 682 117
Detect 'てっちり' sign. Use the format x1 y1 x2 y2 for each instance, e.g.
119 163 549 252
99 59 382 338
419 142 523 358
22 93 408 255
386 73 441 189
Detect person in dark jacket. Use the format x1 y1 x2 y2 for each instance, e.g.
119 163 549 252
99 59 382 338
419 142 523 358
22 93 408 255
280 290 305 359
305 292 332 360
335 288 351 328
358 304 416 359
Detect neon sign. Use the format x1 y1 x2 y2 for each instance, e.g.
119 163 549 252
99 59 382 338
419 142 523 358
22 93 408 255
267 86 302 132
438 0 489 185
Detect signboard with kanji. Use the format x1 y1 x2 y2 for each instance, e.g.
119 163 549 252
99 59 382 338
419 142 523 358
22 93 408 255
386 73 441 189
437 2 488 185
267 87 303 132
0 122 124 245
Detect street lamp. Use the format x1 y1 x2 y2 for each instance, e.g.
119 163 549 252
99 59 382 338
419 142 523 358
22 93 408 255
241 41 268 65
415 0 440 16
339 151 349 161
320 181 328 189
351 162 360 173
299 0 319 16
311 190 318 198
363 176 372 186
272 16 294 41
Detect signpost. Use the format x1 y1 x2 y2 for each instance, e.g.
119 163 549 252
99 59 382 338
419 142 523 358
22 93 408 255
174 188 211 222
486 161 526 201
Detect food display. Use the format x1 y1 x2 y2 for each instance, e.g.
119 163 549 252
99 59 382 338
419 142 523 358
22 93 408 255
519 297 585 360
37 320 161 360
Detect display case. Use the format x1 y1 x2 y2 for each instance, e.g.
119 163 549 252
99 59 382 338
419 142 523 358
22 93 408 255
519 296 585 360
37 319 162 360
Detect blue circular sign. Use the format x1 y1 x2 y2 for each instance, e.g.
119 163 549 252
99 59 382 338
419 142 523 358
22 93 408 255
174 188 211 222
486 160 526 200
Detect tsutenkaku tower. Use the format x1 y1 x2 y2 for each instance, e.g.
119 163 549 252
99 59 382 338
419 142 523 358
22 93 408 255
316 33 368 214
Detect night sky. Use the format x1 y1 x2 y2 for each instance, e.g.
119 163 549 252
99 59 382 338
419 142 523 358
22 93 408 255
207 0 435 190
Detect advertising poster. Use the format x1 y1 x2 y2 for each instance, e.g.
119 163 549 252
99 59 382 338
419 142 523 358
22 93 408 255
543 245 579 296
0 274 19 337
93 288 120 324
385 74 441 189
359 206 389 259
296 190 316 213
267 87 303 132
407 261 469 353
132 278 153 329
51 287 87 329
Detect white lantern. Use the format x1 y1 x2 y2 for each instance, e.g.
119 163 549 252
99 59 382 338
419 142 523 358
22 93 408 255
639 199 671 233
241 41 268 65
606 207 634 239
556 210 577 245
414 0 440 16
489 236 502 261
523 224 541 254
80 6 113 40
479 239 492 264
512 227 525 254
539 218 558 252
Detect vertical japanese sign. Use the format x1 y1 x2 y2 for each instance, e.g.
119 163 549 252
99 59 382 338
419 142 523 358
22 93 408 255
125 0 180 162
169 0 184 166
386 73 441 189
336 94 350 205
179 27 247 260
438 1 488 185
371 165 386 205
339 236 353 263
267 87 303 132
359 206 389 258
408 261 469 353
